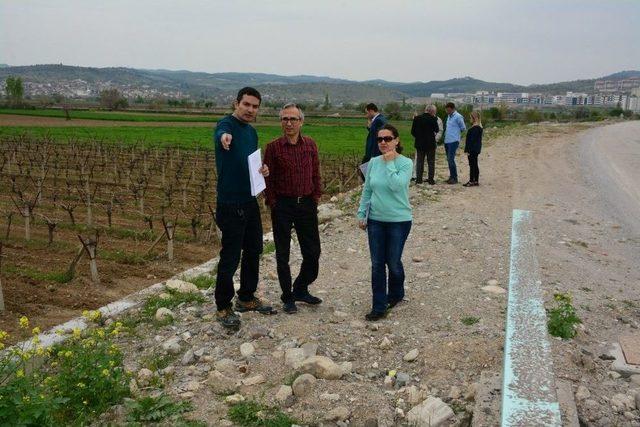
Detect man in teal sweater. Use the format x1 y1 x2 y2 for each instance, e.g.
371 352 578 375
214 87 273 329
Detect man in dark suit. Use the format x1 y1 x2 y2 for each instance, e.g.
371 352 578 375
361 103 387 174
411 105 439 184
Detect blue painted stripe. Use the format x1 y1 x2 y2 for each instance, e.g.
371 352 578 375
501 209 562 426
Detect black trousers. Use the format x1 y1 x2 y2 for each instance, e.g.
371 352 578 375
468 153 479 182
415 147 436 182
214 199 263 311
271 197 321 303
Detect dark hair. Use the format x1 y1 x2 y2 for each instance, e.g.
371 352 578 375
365 103 379 112
445 102 455 109
378 124 403 154
236 87 262 104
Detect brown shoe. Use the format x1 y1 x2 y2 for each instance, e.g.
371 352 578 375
235 297 275 314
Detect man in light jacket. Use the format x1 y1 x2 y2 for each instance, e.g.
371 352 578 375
443 102 466 184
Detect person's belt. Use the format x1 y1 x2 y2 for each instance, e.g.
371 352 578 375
277 195 313 204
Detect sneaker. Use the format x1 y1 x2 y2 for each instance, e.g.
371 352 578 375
293 292 323 305
235 297 275 314
427 179 436 185
283 301 298 314
365 310 386 321
463 181 473 187
216 308 241 329
446 178 458 184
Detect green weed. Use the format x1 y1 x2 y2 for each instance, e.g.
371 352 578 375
125 394 192 423
263 241 276 255
141 289 206 320
185 274 216 290
228 400 298 427
461 316 480 326
547 293 581 339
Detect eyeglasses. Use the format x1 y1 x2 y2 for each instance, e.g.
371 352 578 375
376 136 395 143
281 117 301 123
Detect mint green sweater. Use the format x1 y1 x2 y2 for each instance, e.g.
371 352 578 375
357 155 413 222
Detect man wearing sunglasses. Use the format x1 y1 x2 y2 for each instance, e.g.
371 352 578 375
263 103 323 314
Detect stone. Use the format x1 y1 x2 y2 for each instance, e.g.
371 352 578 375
412 256 424 263
575 385 591 401
396 372 411 388
406 386 427 405
162 337 182 355
136 368 154 387
340 361 353 376
155 307 175 321
608 371 622 379
240 342 255 358
242 374 266 386
624 411 636 421
165 279 200 294
486 279 499 286
383 375 394 389
379 337 392 349
248 326 270 339
292 373 316 396
481 285 506 295
185 380 201 391
416 272 430 279
301 342 319 358
321 392 340 402
275 385 293 403
215 358 237 376
630 374 640 386
317 204 344 223
181 349 195 365
403 348 419 362
299 356 343 380
225 394 245 405
284 348 307 369
611 393 636 411
448 386 461 400
326 406 350 422
158 292 171 300
406 397 454 427
207 370 238 394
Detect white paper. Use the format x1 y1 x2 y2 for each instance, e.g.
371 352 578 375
248 149 266 197
359 161 369 178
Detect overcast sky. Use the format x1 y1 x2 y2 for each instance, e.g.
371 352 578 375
1 0 638 85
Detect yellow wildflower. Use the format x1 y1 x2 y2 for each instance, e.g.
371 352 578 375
31 327 41 335
101 369 109 377
22 396 30 402
44 376 53 385
55 329 65 336
0 343 4 351
96 329 105 338
109 360 116 367
72 328 82 339
19 316 29 329
77 382 86 388
82 310 89 318
0 330 9 340
64 351 73 358
31 336 40 345
83 400 88 405
16 369 24 378
36 346 46 356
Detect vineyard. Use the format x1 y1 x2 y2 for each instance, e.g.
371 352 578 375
0 133 364 338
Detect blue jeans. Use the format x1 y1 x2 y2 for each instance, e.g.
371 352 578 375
444 141 459 180
367 219 412 313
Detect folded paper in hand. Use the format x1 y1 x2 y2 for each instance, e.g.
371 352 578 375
248 149 266 196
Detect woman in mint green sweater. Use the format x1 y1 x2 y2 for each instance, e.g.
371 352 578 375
357 124 413 321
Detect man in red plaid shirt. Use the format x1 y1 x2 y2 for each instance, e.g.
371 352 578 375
264 103 323 314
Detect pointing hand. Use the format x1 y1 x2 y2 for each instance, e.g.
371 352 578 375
221 133 233 150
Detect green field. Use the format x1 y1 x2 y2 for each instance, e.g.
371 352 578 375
0 123 414 155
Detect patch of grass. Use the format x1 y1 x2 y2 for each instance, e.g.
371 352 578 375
547 293 581 339
263 241 276 255
450 401 467 414
5 264 73 284
461 316 480 326
104 226 157 241
283 372 300 386
622 300 638 308
184 274 216 290
125 394 192 423
141 289 206 320
228 400 298 427
140 353 177 372
101 249 150 265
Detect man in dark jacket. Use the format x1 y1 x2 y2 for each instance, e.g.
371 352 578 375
411 105 439 184
360 103 387 179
